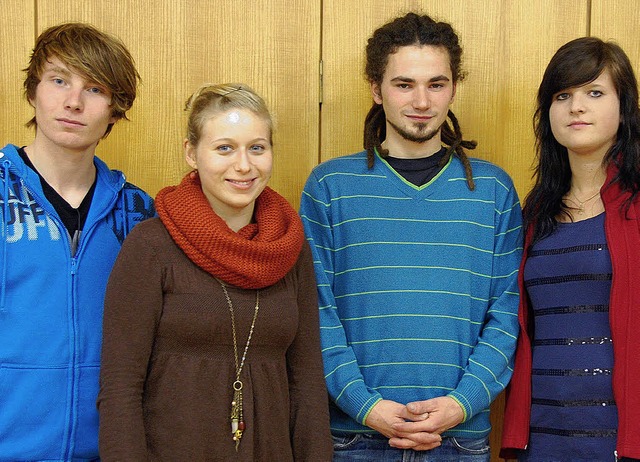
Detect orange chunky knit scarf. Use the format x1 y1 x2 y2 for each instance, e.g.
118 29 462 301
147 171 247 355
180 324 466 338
156 173 305 289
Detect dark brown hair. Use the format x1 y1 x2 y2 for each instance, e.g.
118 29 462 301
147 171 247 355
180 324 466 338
526 36 640 243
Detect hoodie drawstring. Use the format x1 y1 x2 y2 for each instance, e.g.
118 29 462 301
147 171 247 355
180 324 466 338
1 156 11 313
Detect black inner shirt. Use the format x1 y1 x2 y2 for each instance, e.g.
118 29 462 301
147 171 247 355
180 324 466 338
18 147 96 255
385 147 449 186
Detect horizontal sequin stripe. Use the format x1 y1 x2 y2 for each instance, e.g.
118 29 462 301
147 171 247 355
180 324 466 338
531 398 616 407
530 426 616 438
534 304 608 316
533 336 612 346
526 273 611 287
532 368 612 376
528 243 608 257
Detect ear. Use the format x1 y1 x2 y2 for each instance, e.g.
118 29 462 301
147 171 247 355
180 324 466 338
450 83 457 104
184 139 197 169
370 82 383 105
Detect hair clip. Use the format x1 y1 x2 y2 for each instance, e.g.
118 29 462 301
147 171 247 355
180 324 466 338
222 86 243 96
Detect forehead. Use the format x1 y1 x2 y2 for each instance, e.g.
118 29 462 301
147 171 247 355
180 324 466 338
202 109 270 137
589 68 615 88
41 56 88 80
384 45 452 81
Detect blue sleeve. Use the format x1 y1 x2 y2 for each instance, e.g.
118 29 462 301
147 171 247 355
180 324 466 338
448 175 523 421
299 169 382 425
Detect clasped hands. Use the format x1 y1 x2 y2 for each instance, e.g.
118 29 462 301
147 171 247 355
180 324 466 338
364 397 464 451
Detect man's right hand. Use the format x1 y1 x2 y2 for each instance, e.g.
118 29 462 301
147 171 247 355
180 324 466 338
364 399 410 438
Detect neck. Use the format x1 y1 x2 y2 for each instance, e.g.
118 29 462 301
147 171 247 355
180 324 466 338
382 130 442 159
24 139 97 207
567 152 607 195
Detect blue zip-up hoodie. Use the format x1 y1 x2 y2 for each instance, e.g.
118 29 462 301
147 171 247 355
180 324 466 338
0 143 155 461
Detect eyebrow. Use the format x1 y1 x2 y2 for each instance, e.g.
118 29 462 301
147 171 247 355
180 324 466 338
42 65 73 78
390 75 451 83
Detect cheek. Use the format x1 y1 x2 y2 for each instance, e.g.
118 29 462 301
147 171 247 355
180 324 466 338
261 155 274 179
605 106 621 138
549 107 563 137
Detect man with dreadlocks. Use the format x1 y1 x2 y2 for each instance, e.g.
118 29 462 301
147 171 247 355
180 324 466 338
300 12 522 460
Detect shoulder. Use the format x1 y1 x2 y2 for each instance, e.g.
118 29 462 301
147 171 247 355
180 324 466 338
467 157 515 182
126 217 166 240
119 217 170 255
308 151 369 179
121 182 155 209
462 157 518 194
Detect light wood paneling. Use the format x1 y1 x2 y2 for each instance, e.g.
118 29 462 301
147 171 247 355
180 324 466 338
321 0 589 200
321 2 588 460
591 0 640 78
37 0 321 206
0 0 35 148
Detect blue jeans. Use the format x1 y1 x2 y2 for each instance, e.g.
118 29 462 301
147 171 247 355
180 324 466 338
332 433 490 462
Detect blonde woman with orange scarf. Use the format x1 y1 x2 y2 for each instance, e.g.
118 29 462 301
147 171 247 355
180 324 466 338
97 84 332 461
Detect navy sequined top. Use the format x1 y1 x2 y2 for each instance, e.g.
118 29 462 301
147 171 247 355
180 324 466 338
521 212 618 461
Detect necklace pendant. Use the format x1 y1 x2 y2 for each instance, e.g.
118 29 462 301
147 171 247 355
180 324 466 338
231 382 244 450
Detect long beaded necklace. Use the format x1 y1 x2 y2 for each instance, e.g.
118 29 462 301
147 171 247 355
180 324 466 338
568 189 601 214
218 279 260 451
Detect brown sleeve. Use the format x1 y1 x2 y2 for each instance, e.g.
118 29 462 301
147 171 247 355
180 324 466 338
98 220 164 461
286 242 334 461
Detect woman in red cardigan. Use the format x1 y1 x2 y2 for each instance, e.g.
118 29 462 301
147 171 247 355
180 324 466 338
501 37 640 461
97 83 332 461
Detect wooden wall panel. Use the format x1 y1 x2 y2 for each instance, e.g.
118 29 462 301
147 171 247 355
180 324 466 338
321 0 588 200
0 0 35 148
321 2 588 460
591 0 640 77
36 0 321 207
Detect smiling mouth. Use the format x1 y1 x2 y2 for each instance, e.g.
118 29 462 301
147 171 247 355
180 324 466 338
227 179 255 188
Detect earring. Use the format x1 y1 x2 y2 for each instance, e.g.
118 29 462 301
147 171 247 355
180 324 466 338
189 169 198 179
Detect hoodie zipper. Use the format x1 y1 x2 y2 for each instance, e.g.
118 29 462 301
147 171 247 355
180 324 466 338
13 171 123 460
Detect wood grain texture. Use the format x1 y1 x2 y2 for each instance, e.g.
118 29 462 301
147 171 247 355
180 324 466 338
0 0 35 148
37 0 321 207
591 0 640 78
320 0 589 200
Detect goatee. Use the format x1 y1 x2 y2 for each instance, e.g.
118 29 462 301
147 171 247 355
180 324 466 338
388 120 439 143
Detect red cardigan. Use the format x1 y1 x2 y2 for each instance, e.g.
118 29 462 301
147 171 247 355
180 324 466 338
501 164 640 460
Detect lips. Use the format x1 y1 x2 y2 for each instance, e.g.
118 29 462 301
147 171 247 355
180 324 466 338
406 114 433 121
226 178 255 189
57 118 86 127
568 120 590 127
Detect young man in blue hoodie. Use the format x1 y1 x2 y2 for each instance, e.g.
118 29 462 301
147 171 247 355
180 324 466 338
0 23 155 460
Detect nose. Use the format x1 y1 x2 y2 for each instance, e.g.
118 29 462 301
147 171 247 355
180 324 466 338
569 93 586 114
413 87 430 111
64 87 84 111
234 149 251 172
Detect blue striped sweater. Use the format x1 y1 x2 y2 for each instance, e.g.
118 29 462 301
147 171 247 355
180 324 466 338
300 150 523 438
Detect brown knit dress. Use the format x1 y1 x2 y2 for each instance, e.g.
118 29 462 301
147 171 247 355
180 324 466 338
97 218 332 461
